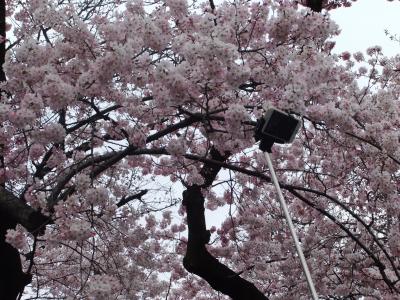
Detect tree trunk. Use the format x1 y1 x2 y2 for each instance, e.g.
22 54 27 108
0 210 31 299
182 148 268 299
183 186 268 300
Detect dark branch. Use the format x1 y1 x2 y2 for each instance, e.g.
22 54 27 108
145 114 203 143
182 148 268 299
0 188 48 298
0 209 32 300
66 104 121 134
183 186 268 299
304 0 324 12
0 187 50 234
47 152 117 208
116 189 148 207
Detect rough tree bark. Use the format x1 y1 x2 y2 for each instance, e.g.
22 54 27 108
182 149 268 299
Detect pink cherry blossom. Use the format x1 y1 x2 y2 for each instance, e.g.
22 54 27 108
0 0 399 299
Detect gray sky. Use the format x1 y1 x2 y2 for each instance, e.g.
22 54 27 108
331 0 400 56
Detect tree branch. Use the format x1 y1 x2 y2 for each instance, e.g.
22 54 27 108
0 187 50 234
116 189 148 207
66 104 121 134
183 186 268 299
182 148 268 299
303 0 324 12
0 188 48 299
0 209 32 300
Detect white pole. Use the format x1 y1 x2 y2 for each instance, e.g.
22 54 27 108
264 152 319 300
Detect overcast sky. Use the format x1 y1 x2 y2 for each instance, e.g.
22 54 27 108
330 0 400 56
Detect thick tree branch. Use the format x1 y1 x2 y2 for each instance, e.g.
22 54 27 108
304 0 324 12
66 104 121 134
47 151 117 208
0 188 50 234
183 186 268 299
116 189 148 207
182 148 268 299
0 209 32 300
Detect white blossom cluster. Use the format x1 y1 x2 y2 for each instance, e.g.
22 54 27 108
87 275 121 299
166 138 186 156
65 220 93 241
5 227 28 250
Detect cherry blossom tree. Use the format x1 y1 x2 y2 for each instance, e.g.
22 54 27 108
0 0 399 299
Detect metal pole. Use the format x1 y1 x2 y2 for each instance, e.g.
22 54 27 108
264 152 319 300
